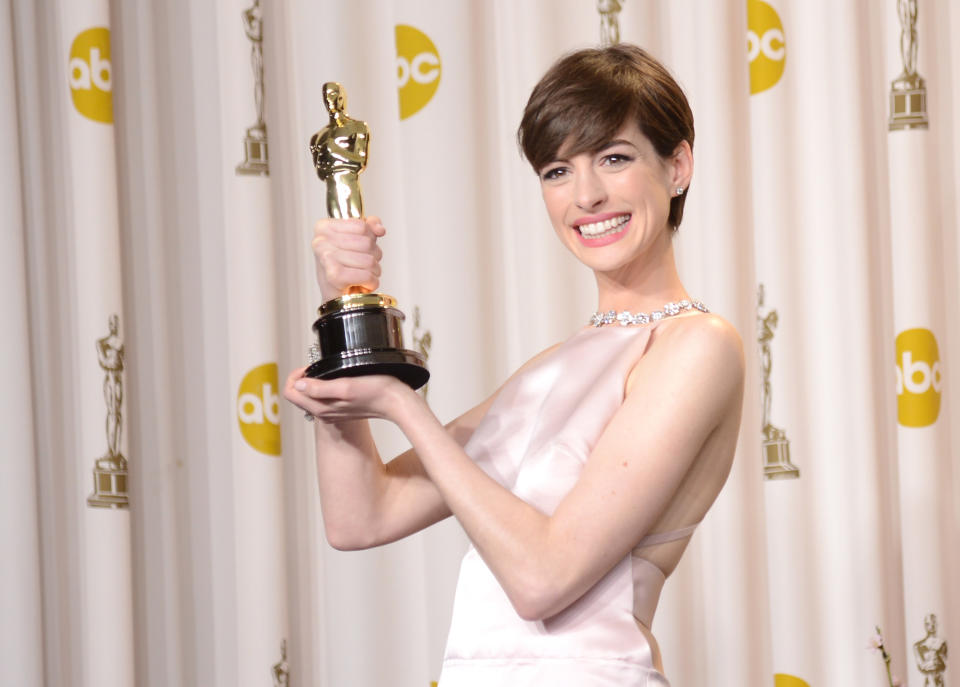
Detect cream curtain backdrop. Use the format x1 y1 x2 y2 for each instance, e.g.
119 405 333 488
1 0 43 684
4 1 958 686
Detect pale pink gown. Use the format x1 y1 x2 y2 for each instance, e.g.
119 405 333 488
439 324 695 686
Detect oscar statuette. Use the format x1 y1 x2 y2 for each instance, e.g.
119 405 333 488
889 0 928 131
304 82 428 390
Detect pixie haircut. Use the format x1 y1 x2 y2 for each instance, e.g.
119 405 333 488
518 44 695 228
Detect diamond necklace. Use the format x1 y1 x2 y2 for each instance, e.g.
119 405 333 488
589 299 709 327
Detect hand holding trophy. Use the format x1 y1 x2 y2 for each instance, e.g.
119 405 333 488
304 82 429 390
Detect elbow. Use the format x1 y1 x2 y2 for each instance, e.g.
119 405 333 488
323 520 377 552
512 591 564 623
325 531 363 552
324 525 357 551
513 599 551 623
506 574 569 622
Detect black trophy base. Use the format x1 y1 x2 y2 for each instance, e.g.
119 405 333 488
306 348 429 389
305 294 429 390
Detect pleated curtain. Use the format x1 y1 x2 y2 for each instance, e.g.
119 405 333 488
3 1 957 686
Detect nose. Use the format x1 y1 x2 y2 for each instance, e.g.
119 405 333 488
574 167 606 210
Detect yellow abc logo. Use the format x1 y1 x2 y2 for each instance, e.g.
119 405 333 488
69 27 113 124
395 24 441 120
237 362 282 456
774 675 810 687
747 0 786 95
896 328 942 427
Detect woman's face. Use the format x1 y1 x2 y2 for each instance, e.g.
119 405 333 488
538 121 690 275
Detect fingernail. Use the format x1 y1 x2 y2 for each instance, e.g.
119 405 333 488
294 380 307 391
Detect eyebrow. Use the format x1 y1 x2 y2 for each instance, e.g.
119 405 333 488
598 138 637 151
547 138 639 168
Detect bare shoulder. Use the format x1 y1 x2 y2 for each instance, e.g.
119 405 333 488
655 313 743 365
627 313 745 401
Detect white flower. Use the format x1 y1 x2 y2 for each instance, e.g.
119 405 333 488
867 633 885 652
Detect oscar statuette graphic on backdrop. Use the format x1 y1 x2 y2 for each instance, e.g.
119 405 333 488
757 285 800 479
411 306 432 400
913 613 948 686
236 0 269 175
596 0 625 47
272 639 290 687
889 0 928 131
88 315 129 507
304 82 428 389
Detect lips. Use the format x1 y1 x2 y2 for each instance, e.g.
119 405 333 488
575 213 630 237
572 213 631 247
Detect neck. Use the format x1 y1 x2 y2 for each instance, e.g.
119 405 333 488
594 230 688 312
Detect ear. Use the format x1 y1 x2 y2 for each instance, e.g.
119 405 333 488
669 140 693 192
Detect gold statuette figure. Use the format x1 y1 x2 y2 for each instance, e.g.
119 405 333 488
310 82 370 220
304 82 428 389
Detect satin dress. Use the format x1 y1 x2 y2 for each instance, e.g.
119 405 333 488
439 323 695 686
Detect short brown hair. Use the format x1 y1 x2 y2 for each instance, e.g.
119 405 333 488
518 44 695 228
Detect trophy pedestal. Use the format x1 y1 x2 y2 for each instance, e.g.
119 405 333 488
88 455 129 508
306 293 429 390
237 126 269 175
763 439 800 480
889 74 928 130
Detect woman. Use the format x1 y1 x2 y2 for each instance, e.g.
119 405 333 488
285 44 744 686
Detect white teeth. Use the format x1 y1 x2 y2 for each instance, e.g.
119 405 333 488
577 214 630 237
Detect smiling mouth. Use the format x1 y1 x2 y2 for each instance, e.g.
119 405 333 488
575 214 631 239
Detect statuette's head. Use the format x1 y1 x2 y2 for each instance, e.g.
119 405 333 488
518 44 694 228
108 313 119 334
323 82 346 116
925 613 937 633
597 0 622 13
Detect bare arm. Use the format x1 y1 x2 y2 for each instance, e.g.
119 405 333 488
285 339 561 549
287 215 560 549
294 314 744 620
284 369 492 549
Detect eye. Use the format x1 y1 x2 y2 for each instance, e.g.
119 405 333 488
600 153 633 167
540 165 568 181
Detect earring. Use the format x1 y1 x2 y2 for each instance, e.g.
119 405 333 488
675 187 685 196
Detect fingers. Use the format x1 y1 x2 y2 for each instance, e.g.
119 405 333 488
283 375 375 422
283 372 404 422
291 374 353 401
283 367 310 405
283 369 341 419
284 372 349 407
312 216 386 297
283 367 318 414
313 216 385 239
366 216 387 237
314 259 381 296
285 366 307 387
313 232 383 262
